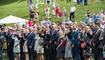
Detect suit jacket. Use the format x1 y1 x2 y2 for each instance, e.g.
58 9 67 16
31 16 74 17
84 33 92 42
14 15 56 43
72 30 81 47
27 32 35 47
5 32 14 47
94 29 104 48
49 30 58 43
43 33 50 47
0 31 4 48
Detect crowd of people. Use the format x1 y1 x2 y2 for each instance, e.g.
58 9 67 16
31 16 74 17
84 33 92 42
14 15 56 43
0 0 105 60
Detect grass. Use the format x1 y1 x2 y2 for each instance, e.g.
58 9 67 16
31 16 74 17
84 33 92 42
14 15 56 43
0 0 105 25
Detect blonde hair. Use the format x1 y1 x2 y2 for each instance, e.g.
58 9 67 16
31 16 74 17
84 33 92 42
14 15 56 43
58 31 64 38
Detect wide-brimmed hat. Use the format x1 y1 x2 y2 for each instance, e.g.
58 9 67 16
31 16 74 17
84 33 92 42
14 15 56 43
8 26 15 30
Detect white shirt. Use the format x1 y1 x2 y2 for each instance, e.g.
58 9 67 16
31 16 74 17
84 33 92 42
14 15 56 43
70 6 76 13
29 4 33 10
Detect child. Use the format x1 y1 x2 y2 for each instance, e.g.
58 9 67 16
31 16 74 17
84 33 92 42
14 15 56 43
59 11 62 19
56 5 60 18
35 8 39 21
28 19 33 27
52 8 56 19
45 6 50 18
62 7 67 22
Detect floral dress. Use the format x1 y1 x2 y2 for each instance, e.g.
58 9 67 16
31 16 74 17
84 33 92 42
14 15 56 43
34 34 44 53
12 35 20 53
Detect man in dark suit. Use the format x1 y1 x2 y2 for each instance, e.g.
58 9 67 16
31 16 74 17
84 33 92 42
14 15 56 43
93 23 104 60
27 27 35 60
6 28 14 60
71 27 81 60
44 28 51 60
49 25 58 60
0 28 4 60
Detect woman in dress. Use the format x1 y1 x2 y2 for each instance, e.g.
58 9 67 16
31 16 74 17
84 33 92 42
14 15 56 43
35 8 39 21
23 29 29 60
12 31 21 60
45 6 50 18
65 28 73 60
56 5 60 18
56 31 65 60
34 27 44 60
62 7 67 22
52 8 56 19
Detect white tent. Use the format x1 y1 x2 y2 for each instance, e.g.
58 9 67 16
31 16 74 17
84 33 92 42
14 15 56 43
0 15 28 24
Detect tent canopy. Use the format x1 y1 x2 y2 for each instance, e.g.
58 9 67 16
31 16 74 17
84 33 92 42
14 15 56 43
0 15 28 24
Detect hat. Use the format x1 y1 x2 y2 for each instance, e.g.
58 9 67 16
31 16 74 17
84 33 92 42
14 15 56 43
8 26 15 30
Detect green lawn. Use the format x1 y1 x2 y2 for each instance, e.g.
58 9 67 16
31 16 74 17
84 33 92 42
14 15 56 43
0 0 105 25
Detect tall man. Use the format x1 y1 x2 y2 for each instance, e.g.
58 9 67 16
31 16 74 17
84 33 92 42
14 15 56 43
49 25 58 60
71 26 81 60
0 28 4 60
92 23 104 60
70 5 76 20
27 27 35 60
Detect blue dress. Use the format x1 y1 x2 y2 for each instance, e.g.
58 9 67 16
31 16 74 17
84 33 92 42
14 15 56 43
57 38 64 58
65 36 72 58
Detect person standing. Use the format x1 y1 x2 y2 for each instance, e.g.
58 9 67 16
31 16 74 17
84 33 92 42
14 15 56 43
94 12 100 23
46 0 51 5
35 0 38 8
80 0 83 6
23 29 29 60
12 31 21 60
0 28 4 60
71 26 81 60
92 23 104 60
96 0 99 2
70 5 76 20
62 7 67 22
49 25 59 60
56 31 65 60
29 2 34 13
45 6 50 18
65 29 73 60
27 27 36 60
6 27 14 60
84 0 88 6
77 0 80 5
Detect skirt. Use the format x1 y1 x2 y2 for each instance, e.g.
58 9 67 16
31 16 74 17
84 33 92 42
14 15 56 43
57 45 65 58
3 41 7 50
65 40 72 58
